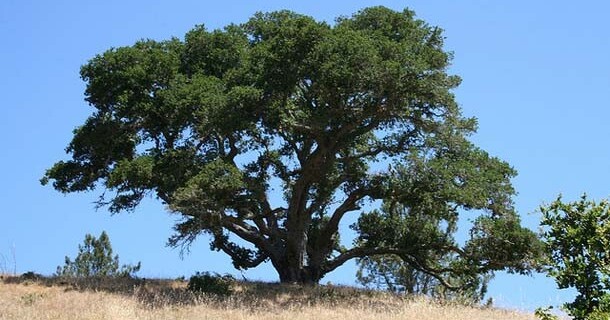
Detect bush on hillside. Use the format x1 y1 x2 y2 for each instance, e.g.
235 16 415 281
187 272 234 296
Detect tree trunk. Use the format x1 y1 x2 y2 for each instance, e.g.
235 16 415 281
274 146 334 284
276 234 313 284
273 244 324 284
276 264 321 284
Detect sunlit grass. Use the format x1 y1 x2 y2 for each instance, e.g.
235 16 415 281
0 275 536 320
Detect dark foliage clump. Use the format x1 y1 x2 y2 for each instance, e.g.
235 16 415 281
187 272 234 296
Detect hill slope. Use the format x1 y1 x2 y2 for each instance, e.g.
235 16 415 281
0 275 535 320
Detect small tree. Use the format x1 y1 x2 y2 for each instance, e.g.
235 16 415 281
56 231 140 278
540 195 610 320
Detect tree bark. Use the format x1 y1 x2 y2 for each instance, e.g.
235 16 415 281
275 262 321 284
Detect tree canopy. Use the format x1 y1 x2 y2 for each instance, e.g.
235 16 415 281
42 6 542 286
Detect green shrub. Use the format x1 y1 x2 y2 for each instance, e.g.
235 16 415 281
20 271 43 281
187 272 234 296
56 231 140 278
540 195 610 319
534 307 559 320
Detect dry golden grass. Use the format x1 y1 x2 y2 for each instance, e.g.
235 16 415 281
0 276 536 320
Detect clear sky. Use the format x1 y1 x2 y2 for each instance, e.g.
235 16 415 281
2 0 609 312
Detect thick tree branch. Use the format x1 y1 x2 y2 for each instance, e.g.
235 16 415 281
341 147 385 162
214 238 269 269
227 134 239 160
314 190 366 252
222 216 277 260
233 205 274 239
324 246 462 290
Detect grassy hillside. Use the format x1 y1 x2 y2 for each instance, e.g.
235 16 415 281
0 274 535 320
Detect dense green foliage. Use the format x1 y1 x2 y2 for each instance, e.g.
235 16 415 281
56 231 140 278
42 6 542 286
540 195 610 319
187 272 234 296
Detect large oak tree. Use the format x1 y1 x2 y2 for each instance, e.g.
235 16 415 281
43 7 542 286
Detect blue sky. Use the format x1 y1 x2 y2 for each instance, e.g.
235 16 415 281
2 0 609 312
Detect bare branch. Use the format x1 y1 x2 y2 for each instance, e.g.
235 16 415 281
227 134 239 160
314 190 366 251
250 182 284 240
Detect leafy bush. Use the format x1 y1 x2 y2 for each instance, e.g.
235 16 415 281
20 271 43 281
56 231 140 278
187 272 234 296
539 195 610 319
534 307 559 320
